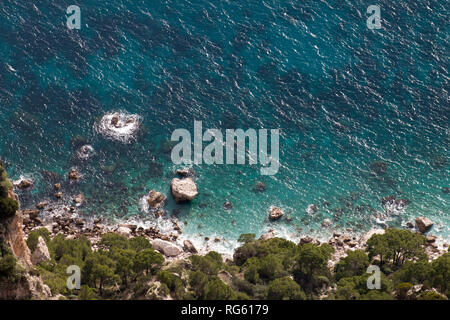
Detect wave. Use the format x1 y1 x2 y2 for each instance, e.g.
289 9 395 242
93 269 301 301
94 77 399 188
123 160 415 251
94 112 142 143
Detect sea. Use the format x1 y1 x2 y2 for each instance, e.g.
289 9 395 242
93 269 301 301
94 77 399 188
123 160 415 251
0 0 448 254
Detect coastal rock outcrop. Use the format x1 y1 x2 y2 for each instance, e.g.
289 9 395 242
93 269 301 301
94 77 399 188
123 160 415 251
269 206 283 220
14 179 33 189
183 240 198 254
68 169 79 180
259 229 276 240
176 168 194 177
171 178 198 202
151 239 182 257
146 190 167 209
115 225 133 238
415 217 434 233
31 237 51 265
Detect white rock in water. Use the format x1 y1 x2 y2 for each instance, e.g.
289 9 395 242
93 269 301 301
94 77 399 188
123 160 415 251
151 239 182 257
171 178 198 202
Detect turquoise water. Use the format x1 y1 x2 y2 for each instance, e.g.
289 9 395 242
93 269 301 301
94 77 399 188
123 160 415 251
0 1 448 251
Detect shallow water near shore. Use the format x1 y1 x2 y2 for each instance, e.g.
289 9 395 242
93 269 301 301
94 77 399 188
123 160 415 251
0 1 449 253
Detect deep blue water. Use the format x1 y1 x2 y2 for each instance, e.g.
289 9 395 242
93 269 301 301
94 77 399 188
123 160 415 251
0 1 448 252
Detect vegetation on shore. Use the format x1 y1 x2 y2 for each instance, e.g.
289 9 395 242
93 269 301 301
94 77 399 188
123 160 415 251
0 161 448 300
14 228 449 300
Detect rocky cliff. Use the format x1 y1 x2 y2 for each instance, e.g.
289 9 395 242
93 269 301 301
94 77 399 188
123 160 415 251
0 165 51 300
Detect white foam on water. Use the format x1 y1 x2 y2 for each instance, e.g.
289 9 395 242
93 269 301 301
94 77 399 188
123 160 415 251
94 111 142 143
76 145 95 160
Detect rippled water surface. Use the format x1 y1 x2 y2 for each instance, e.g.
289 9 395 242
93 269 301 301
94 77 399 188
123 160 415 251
0 1 448 252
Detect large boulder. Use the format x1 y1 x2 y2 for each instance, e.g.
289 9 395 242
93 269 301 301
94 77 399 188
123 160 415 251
269 206 283 220
415 217 434 233
115 226 133 238
171 178 198 202
14 179 33 189
151 239 182 257
31 237 50 265
147 190 167 209
68 169 79 180
259 230 276 240
183 240 198 254
360 229 385 245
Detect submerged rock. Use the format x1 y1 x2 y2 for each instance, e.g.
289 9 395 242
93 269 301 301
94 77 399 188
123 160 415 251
370 161 388 175
176 168 194 177
223 201 233 210
269 206 283 220
171 178 198 202
252 181 267 193
74 193 85 204
415 217 434 233
306 204 318 215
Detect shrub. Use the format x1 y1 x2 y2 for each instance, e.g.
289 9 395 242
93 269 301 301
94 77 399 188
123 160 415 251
395 282 413 300
128 236 152 252
258 255 283 281
204 278 236 300
418 291 448 300
392 260 432 285
244 263 260 284
26 228 51 252
429 253 450 296
98 233 128 250
190 254 221 275
266 277 306 300
0 198 18 219
0 254 17 280
334 250 369 281
189 270 209 298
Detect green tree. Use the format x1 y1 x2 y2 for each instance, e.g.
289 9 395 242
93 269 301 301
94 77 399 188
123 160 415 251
429 253 450 296
266 277 306 300
112 248 136 287
85 252 117 296
98 233 129 250
128 236 152 252
366 229 426 267
189 270 209 299
293 243 333 292
204 278 236 300
133 248 164 276
334 250 369 281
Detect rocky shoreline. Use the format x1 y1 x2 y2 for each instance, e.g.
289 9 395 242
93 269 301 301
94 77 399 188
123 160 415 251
13 168 449 266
